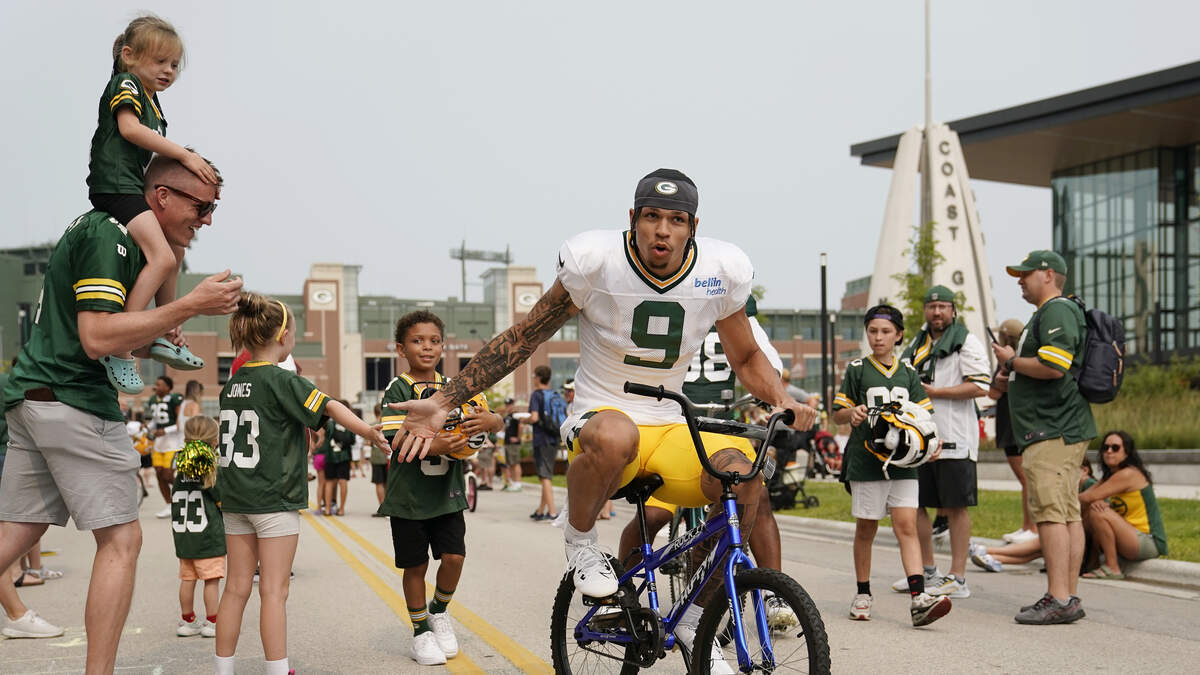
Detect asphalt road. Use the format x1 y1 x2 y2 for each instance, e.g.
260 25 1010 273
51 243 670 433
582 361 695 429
4 478 1200 673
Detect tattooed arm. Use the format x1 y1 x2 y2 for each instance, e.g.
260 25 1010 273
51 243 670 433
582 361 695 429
389 280 580 460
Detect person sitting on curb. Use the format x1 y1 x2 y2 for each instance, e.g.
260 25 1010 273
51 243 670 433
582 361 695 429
1078 430 1167 579
971 456 1096 573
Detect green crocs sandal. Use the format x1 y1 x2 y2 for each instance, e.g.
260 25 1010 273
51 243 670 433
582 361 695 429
149 338 205 370
100 355 145 394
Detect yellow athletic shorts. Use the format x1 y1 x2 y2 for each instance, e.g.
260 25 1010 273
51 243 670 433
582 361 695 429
152 450 177 469
565 407 755 509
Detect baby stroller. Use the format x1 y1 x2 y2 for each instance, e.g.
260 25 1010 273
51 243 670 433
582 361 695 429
766 430 821 510
809 430 842 479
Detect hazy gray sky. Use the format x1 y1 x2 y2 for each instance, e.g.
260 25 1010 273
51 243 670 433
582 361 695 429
4 1 1199 324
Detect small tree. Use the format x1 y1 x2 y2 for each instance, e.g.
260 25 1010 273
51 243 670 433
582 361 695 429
891 220 969 334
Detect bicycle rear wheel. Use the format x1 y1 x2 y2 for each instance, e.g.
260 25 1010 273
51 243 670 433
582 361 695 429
550 556 642 675
692 568 830 674
465 473 478 513
666 507 702 606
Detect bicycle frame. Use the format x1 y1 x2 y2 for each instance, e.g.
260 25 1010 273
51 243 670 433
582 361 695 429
572 493 776 670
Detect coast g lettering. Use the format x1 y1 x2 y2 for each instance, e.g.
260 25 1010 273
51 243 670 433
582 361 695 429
695 276 726 296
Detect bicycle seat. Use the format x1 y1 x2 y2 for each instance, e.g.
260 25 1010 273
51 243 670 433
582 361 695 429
610 474 664 505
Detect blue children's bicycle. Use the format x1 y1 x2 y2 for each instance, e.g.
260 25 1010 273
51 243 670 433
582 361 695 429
550 382 831 674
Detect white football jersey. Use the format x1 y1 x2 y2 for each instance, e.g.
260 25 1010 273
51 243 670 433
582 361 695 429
557 229 754 425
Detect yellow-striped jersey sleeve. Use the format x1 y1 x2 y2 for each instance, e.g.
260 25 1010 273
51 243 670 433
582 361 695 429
1037 345 1074 371
73 277 127 311
833 393 855 410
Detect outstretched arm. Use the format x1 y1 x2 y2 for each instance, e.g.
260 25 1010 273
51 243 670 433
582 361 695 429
390 280 579 460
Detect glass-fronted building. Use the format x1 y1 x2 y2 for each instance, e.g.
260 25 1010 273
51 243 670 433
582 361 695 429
853 60 1200 359
1053 149 1199 355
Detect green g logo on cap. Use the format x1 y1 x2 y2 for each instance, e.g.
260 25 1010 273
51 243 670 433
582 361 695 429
655 181 678 195
1006 250 1067 277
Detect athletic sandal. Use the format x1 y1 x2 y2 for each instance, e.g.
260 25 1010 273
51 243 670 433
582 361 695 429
1082 565 1125 580
149 338 205 370
101 355 144 394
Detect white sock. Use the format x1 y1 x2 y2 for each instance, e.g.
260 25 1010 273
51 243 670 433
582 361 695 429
264 657 290 675
679 603 703 630
564 521 597 546
214 655 235 675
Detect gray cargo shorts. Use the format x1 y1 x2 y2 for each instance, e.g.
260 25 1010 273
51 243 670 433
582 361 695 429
0 401 140 530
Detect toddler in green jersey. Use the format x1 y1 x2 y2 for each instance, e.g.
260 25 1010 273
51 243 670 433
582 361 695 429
171 415 225 639
832 305 950 628
378 311 502 666
212 292 387 675
87 14 220 394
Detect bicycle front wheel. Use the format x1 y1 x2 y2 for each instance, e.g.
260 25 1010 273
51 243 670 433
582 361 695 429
692 568 830 674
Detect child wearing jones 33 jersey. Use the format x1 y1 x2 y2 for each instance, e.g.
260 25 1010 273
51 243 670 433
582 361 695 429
212 292 387 675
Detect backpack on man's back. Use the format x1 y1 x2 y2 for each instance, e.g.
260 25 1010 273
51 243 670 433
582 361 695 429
1035 295 1125 404
535 389 569 442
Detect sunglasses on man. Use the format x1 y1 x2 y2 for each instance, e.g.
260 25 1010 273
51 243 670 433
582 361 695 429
156 184 217 217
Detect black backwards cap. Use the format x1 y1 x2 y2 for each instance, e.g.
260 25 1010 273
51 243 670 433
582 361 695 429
864 304 904 332
634 168 699 216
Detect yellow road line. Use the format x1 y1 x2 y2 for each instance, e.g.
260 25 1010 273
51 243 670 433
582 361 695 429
316 508 553 674
301 512 482 673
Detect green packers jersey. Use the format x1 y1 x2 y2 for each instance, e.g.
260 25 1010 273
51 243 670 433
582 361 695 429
216 362 330 513
171 476 226 559
148 393 183 430
1008 297 1096 449
325 419 354 464
87 72 167 195
834 355 932 482
683 330 735 416
378 372 468 520
3 211 144 422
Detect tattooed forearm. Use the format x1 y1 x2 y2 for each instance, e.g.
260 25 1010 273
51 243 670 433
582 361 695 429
441 280 579 406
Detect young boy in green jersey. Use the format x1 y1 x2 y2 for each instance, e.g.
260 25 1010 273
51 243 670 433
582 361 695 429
378 311 502 666
832 305 950 627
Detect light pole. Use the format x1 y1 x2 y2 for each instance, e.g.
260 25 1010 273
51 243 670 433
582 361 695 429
828 312 838 420
819 253 828 424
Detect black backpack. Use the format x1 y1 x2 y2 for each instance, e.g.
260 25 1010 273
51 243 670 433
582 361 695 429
1034 295 1125 404
535 389 568 441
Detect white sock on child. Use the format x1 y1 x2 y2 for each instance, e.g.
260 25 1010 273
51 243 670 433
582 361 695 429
214 655 235 675
264 657 290 675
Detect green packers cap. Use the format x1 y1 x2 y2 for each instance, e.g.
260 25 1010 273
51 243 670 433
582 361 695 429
634 168 699 216
1006 250 1067 277
923 285 956 305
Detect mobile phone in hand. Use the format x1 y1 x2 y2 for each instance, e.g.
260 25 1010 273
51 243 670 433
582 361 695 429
985 326 999 345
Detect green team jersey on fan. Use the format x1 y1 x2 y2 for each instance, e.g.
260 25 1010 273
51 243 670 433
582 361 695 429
1008 297 1097 449
87 72 167 195
378 372 468 520
682 297 782 417
3 211 144 422
149 392 184 430
171 476 226 559
834 355 932 482
217 362 330 513
324 419 355 464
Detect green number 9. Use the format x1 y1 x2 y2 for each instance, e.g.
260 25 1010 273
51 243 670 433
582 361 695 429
624 301 686 369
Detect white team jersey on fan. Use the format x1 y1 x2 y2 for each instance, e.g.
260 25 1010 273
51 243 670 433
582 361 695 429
557 229 753 425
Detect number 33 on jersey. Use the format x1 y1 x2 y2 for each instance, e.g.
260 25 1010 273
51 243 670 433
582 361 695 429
217 361 331 513
556 230 754 426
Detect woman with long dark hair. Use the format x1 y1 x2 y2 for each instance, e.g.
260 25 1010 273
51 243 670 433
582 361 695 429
1078 431 1167 578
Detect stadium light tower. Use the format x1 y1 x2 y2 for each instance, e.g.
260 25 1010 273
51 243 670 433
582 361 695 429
449 241 512 302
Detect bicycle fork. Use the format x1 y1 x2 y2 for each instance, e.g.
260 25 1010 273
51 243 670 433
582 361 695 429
720 492 776 672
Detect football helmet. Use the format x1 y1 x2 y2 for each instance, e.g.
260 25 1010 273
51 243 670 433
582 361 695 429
866 400 939 479
414 382 490 459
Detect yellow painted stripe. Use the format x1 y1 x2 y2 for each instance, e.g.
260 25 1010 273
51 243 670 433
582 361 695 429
302 512 481 673
74 278 127 292
75 291 124 304
317 507 553 674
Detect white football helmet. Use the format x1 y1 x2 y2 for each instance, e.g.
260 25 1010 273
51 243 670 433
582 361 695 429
866 400 940 479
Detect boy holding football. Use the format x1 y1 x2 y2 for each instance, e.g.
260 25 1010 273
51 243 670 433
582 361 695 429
377 310 502 665
833 304 949 627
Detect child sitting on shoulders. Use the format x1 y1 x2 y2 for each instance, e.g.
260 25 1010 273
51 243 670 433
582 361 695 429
378 310 502 666
171 415 225 638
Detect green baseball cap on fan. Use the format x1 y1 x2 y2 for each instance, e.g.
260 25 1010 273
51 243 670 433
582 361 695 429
923 285 955 305
1006 250 1067 276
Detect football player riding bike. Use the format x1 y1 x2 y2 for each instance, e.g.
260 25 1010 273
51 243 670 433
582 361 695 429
389 168 818 608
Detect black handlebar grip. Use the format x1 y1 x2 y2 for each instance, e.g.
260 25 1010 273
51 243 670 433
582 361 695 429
780 409 795 426
624 382 665 400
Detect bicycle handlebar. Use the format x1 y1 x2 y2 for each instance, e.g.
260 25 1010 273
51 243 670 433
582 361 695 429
622 382 795 485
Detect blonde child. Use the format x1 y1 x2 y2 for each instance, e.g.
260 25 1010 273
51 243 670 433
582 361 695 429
87 14 219 393
213 292 387 675
172 416 224 639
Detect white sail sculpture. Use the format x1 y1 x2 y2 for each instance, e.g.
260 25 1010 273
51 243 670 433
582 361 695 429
865 123 998 364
